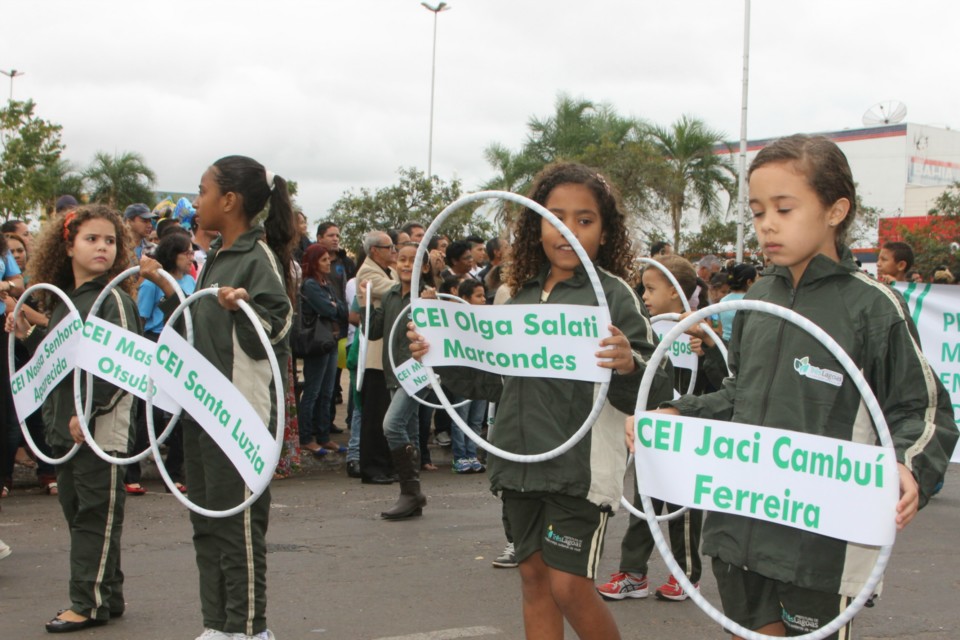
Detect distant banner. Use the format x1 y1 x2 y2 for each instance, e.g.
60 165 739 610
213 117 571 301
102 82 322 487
893 283 960 461
414 299 611 383
75 315 179 413
633 412 898 546
10 312 83 420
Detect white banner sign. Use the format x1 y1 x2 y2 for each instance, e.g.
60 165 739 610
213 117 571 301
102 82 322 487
10 312 84 420
633 411 898 546
652 320 697 371
75 315 180 413
413 299 612 383
396 357 431 396
150 329 276 494
893 283 960 461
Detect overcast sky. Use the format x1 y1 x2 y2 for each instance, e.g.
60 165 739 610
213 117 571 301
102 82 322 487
3 0 957 227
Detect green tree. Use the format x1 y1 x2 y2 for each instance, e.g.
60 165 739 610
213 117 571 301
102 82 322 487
929 181 960 216
0 99 65 219
647 115 736 252
84 151 156 209
481 94 662 227
325 167 493 255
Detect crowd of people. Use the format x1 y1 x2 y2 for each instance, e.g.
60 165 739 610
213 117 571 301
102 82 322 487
0 135 956 640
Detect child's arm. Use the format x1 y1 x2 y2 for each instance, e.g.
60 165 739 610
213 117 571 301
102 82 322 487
365 306 385 342
873 310 957 511
601 280 674 415
219 250 293 360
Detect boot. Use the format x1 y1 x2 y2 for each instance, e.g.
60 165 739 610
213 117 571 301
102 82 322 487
381 444 426 519
409 446 428 506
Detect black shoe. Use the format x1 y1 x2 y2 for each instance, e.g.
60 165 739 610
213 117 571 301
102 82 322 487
346 460 361 478
329 426 345 434
362 474 394 485
46 614 108 633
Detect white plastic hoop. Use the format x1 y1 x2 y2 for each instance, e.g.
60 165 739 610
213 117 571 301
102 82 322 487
8 284 82 465
620 312 728 521
410 190 612 463
634 299 895 640
387 292 469 410
147 288 285 518
74 266 194 465
356 281 371 392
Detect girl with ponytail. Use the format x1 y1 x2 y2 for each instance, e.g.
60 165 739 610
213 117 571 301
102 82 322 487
187 155 294 640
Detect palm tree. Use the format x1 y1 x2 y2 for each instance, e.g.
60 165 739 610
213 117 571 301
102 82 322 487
84 151 156 209
648 116 736 252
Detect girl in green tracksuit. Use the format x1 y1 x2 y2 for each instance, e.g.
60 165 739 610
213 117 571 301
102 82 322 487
187 156 294 640
410 163 673 640
635 135 957 639
10 204 139 633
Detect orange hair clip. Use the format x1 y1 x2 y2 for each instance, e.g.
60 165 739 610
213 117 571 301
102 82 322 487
62 211 76 242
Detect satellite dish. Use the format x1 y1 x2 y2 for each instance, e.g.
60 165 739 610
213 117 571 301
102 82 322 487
862 101 907 126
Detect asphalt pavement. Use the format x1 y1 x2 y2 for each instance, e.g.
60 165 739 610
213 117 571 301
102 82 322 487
2 440 959 640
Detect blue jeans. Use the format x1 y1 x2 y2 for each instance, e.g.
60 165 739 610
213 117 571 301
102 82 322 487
299 351 338 445
382 388 423 450
451 399 485 461
347 396 362 462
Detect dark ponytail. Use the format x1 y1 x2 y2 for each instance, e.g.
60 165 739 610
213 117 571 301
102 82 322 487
211 155 296 299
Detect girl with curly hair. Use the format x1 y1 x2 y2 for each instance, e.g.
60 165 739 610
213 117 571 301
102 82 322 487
410 162 673 640
8 204 139 633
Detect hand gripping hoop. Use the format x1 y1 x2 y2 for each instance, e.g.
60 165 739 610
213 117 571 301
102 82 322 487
8 284 82 465
620 311 729 522
147 288 285 518
633 299 895 640
410 190 612 464
74 266 193 465
387 292 469 410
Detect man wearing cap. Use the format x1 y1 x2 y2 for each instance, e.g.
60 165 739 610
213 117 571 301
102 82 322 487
124 203 158 261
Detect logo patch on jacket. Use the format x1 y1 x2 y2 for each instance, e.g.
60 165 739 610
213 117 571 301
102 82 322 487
793 356 843 387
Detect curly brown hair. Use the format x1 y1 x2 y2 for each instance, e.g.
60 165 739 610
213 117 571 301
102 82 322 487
29 204 136 307
504 162 638 292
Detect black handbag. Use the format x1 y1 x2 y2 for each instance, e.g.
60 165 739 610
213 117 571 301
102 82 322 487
291 294 336 357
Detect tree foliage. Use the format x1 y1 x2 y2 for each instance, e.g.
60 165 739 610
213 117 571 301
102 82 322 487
0 100 65 219
647 115 736 252
325 167 493 255
682 217 758 259
480 95 734 252
84 151 156 209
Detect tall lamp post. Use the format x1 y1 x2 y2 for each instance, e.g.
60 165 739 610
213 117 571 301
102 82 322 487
421 2 450 178
735 1 750 263
0 69 25 102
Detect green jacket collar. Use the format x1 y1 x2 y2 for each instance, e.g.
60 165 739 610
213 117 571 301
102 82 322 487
209 225 265 255
766 245 858 288
522 263 590 291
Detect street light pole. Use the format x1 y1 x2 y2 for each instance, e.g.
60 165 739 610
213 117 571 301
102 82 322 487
0 69 25 102
421 2 450 178
735 1 750 263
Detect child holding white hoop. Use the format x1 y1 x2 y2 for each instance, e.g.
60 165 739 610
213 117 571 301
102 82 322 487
8 204 139 633
409 163 673 640
632 135 956 639
599 254 725 604
186 156 295 640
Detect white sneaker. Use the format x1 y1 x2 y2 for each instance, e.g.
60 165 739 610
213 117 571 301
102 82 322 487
0 539 11 561
231 631 275 640
196 630 231 640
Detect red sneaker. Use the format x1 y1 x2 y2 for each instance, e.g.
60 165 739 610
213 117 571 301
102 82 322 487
597 572 648 600
655 575 699 601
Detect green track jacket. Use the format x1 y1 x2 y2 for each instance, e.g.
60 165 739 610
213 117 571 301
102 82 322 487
193 226 292 434
668 248 958 596
29 276 140 451
440 265 673 510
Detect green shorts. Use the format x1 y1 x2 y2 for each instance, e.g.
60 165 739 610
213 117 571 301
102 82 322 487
712 558 853 639
502 490 610 579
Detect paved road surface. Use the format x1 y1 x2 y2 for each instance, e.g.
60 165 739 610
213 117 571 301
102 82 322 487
2 448 958 639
